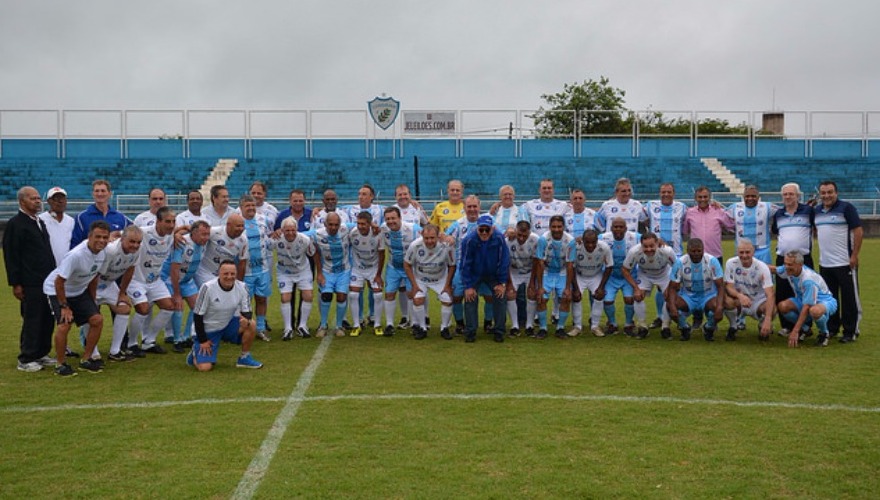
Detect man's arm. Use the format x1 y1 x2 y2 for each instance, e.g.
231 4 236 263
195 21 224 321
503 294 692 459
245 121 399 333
850 226 863 268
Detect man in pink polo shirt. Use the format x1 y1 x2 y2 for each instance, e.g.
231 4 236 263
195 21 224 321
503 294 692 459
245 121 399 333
684 186 734 261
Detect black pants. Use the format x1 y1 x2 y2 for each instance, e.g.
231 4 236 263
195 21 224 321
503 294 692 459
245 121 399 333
775 253 814 331
18 286 55 363
820 265 861 337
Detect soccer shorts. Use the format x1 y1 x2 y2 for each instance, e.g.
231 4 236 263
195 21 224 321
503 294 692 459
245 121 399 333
574 273 603 298
679 291 717 313
787 296 838 317
162 277 199 298
635 273 670 294
351 265 382 291
192 316 242 365
320 270 351 294
49 293 99 326
603 275 633 301
277 270 314 294
128 279 171 305
413 278 452 303
384 266 411 293
244 270 272 298
541 272 567 300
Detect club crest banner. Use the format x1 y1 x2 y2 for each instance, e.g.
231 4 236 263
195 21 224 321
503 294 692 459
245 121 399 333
368 96 400 130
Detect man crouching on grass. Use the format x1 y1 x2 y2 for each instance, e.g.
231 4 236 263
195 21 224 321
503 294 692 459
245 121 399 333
187 260 263 371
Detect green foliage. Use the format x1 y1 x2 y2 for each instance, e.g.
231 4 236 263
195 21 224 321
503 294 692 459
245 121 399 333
535 76 753 137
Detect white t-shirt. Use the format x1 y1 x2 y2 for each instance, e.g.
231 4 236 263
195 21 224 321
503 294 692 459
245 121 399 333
194 278 252 332
43 240 106 296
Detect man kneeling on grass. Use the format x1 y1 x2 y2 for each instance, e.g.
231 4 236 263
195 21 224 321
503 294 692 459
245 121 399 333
187 260 263 371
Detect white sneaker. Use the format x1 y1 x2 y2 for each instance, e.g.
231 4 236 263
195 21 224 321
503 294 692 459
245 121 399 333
37 356 57 367
776 328 790 337
590 326 606 337
17 361 43 372
566 326 582 337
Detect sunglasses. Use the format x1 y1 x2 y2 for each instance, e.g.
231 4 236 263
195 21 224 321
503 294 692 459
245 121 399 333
478 227 491 234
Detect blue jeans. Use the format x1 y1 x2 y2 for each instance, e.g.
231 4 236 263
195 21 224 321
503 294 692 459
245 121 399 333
463 277 507 338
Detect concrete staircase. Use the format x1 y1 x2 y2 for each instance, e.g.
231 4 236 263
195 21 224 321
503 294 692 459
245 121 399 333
701 157 745 195
200 158 238 199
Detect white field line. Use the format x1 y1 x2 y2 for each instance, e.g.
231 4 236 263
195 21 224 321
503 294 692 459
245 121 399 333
3 391 879 415
231 333 334 500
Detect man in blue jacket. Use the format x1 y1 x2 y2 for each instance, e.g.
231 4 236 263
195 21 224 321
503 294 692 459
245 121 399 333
459 215 510 343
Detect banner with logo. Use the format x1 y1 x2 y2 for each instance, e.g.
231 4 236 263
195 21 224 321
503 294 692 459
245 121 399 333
403 112 456 134
368 96 400 130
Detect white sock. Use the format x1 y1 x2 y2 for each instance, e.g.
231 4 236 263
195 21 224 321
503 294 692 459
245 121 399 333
440 304 452 329
572 302 583 328
526 300 537 329
144 309 173 345
110 314 129 355
398 294 409 320
634 301 647 324
348 292 361 327
507 300 519 329
590 299 603 328
411 303 426 328
129 313 149 347
384 299 397 327
280 302 292 331
298 302 313 329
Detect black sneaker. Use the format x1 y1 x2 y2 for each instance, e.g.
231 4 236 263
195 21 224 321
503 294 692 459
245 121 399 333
605 323 619 336
164 336 175 344
413 327 427 340
839 335 856 344
383 325 395 337
636 326 649 339
508 327 520 338
536 329 548 340
143 343 167 354
525 327 536 338
494 332 505 343
127 346 147 358
680 326 692 341
465 334 476 343
282 329 294 341
398 317 409 329
440 327 453 340
483 320 493 332
702 325 716 342
553 329 568 339
78 359 103 373
341 320 352 331
54 363 77 377
297 326 312 339
661 327 672 340
650 317 663 329
172 342 187 353
623 325 636 337
551 315 559 326
725 327 737 342
814 334 829 347
108 351 134 363
65 347 80 358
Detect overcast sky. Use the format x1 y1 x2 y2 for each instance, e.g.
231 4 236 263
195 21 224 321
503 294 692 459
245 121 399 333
1 0 877 124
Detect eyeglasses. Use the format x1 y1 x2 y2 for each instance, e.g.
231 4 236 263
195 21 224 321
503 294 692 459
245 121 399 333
478 227 491 234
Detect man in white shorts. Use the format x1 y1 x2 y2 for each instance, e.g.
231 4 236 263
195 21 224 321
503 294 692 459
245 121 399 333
404 224 455 340
126 206 177 356
270 217 317 340
569 229 613 338
91 225 142 362
347 211 385 336
621 233 676 339
506 220 540 337
723 239 775 341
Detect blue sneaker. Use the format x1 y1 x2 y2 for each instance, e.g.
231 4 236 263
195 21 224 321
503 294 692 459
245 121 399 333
186 351 195 367
236 353 263 369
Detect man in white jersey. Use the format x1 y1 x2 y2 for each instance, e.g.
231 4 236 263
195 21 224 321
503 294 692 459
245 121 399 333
404 224 455 339
126 206 178 355
313 212 352 337
347 211 386 336
90 225 142 362
723 239 775 341
775 250 837 348
380 206 421 336
311 189 350 229
642 182 687 330
201 185 232 227
394 184 429 225
250 181 279 229
621 233 676 339
176 190 206 227
726 185 777 265
197 214 249 285
506 220 540 337
44 221 110 376
133 188 167 227
568 230 613 338
534 215 575 339
239 195 274 341
187 260 262 371
596 178 646 233
667 238 725 341
270 217 317 340
520 178 570 236
345 183 385 226
565 189 598 238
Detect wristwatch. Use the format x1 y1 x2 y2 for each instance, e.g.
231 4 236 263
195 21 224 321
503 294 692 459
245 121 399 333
59 302 70 309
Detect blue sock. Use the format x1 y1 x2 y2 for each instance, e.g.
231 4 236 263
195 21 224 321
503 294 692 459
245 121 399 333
171 310 183 342
678 313 689 329
604 303 616 325
257 315 266 331
334 302 348 329
184 310 194 340
484 301 493 321
705 311 716 328
537 310 548 329
453 302 463 322
783 310 799 325
557 311 569 328
655 292 665 317
624 303 634 325
816 313 829 333
320 299 331 327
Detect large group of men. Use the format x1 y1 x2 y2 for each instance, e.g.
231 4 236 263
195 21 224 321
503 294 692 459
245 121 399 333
3 174 864 376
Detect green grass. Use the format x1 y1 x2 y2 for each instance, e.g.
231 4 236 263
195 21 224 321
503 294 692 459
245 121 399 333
1 241 879 498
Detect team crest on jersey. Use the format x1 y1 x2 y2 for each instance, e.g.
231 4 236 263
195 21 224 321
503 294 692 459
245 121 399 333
132 291 142 298
186 249 193 256
654 207 660 213
736 268 743 275
611 207 618 213
639 257 646 264
737 211 744 217
684 268 692 274
320 238 328 244
218 240 226 246
149 239 157 246
578 254 585 261
418 249 425 257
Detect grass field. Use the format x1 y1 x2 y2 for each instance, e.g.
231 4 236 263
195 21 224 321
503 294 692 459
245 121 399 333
1 241 878 499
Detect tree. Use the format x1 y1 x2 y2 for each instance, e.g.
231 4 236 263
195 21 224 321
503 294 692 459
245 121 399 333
533 76 629 138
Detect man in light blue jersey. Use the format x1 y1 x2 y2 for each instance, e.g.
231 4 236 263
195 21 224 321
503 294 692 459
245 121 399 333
667 238 725 341
596 178 646 233
534 215 575 339
239 195 273 341
312 213 351 338
598 218 640 335
346 183 385 226
491 185 525 234
380 206 421 336
642 182 687 330
776 250 837 347
726 185 777 265
162 220 209 352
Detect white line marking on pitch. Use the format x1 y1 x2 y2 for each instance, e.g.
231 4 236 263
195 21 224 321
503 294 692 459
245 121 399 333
3 391 879 415
231 333 334 500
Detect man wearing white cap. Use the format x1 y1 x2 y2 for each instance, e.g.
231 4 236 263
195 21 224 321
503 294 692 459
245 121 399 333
39 187 75 266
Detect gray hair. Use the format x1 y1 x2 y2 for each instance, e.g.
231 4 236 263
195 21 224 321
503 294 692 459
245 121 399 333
784 250 804 264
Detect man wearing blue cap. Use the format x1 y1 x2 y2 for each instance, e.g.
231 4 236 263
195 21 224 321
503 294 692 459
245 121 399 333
459 215 510 343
